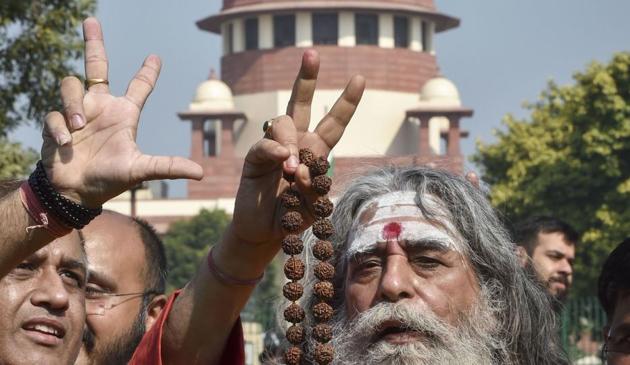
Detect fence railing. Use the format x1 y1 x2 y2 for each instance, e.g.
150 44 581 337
560 296 606 365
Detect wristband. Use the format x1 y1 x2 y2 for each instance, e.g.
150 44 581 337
28 161 102 229
19 181 72 237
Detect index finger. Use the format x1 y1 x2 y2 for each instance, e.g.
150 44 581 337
286 50 319 132
314 75 365 149
83 17 109 93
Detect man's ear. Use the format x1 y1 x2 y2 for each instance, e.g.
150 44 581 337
144 294 168 332
515 246 529 268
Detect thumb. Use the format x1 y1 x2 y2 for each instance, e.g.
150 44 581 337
269 116 299 174
132 154 203 182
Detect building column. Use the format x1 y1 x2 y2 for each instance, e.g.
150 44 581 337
259 14 273 49
418 117 431 156
427 21 435 54
446 117 461 156
219 117 237 158
296 12 313 47
378 14 394 48
191 118 205 162
339 12 355 47
410 17 422 51
232 18 245 53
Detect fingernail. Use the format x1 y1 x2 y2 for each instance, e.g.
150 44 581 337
286 155 299 169
56 133 71 146
71 114 85 129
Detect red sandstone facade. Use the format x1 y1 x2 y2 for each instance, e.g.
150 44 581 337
179 0 472 200
222 46 439 95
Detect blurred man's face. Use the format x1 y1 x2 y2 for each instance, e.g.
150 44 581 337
604 292 630 365
0 234 86 365
75 213 159 365
530 232 575 303
337 192 496 364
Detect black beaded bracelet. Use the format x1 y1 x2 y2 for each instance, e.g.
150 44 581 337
28 161 102 229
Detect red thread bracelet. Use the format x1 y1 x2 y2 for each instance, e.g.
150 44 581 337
19 182 72 237
206 247 264 286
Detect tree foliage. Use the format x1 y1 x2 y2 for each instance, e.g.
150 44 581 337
0 0 95 178
0 0 96 134
474 52 630 296
163 209 232 291
0 138 37 179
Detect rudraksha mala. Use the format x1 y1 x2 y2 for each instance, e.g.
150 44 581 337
281 149 335 365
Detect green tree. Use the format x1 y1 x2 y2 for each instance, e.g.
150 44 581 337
1 0 96 133
0 1 95 178
163 209 231 291
0 137 37 179
474 52 630 297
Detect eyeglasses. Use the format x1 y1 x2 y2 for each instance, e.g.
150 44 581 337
86 289 160 316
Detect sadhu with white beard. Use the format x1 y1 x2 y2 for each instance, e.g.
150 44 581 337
297 167 570 365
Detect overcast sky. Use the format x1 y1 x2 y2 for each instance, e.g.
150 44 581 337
10 0 630 197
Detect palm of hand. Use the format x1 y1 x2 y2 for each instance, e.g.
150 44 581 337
41 92 144 206
233 128 330 244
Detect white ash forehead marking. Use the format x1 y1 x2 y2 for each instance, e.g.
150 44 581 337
345 191 465 260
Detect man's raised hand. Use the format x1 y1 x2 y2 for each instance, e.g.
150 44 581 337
232 49 365 246
41 17 202 208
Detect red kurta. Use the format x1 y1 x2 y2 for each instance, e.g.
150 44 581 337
129 290 245 365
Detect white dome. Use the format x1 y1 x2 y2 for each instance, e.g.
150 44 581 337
419 77 461 106
189 73 235 111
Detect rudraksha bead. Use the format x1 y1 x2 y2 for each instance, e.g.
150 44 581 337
314 343 334 365
314 281 334 301
314 262 335 281
284 257 305 280
281 211 304 232
313 197 333 217
312 240 334 261
283 281 304 301
284 303 305 323
309 156 330 176
299 148 315 167
313 302 334 322
280 189 302 209
312 218 334 239
286 324 305 345
312 175 332 195
282 234 303 255
312 323 333 343
284 346 302 365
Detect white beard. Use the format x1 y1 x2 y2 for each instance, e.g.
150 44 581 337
330 297 505 365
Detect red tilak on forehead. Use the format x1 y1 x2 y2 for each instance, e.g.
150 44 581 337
382 222 402 240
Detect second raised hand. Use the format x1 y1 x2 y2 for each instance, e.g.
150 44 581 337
41 17 203 208
232 49 366 247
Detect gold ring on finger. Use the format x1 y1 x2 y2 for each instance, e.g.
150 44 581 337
85 78 109 89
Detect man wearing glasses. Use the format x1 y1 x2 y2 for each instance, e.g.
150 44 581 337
598 238 630 364
75 211 168 365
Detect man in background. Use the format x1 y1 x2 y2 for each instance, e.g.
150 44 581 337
515 216 578 308
76 211 168 365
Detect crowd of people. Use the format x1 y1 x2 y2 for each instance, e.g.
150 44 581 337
0 17 628 365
